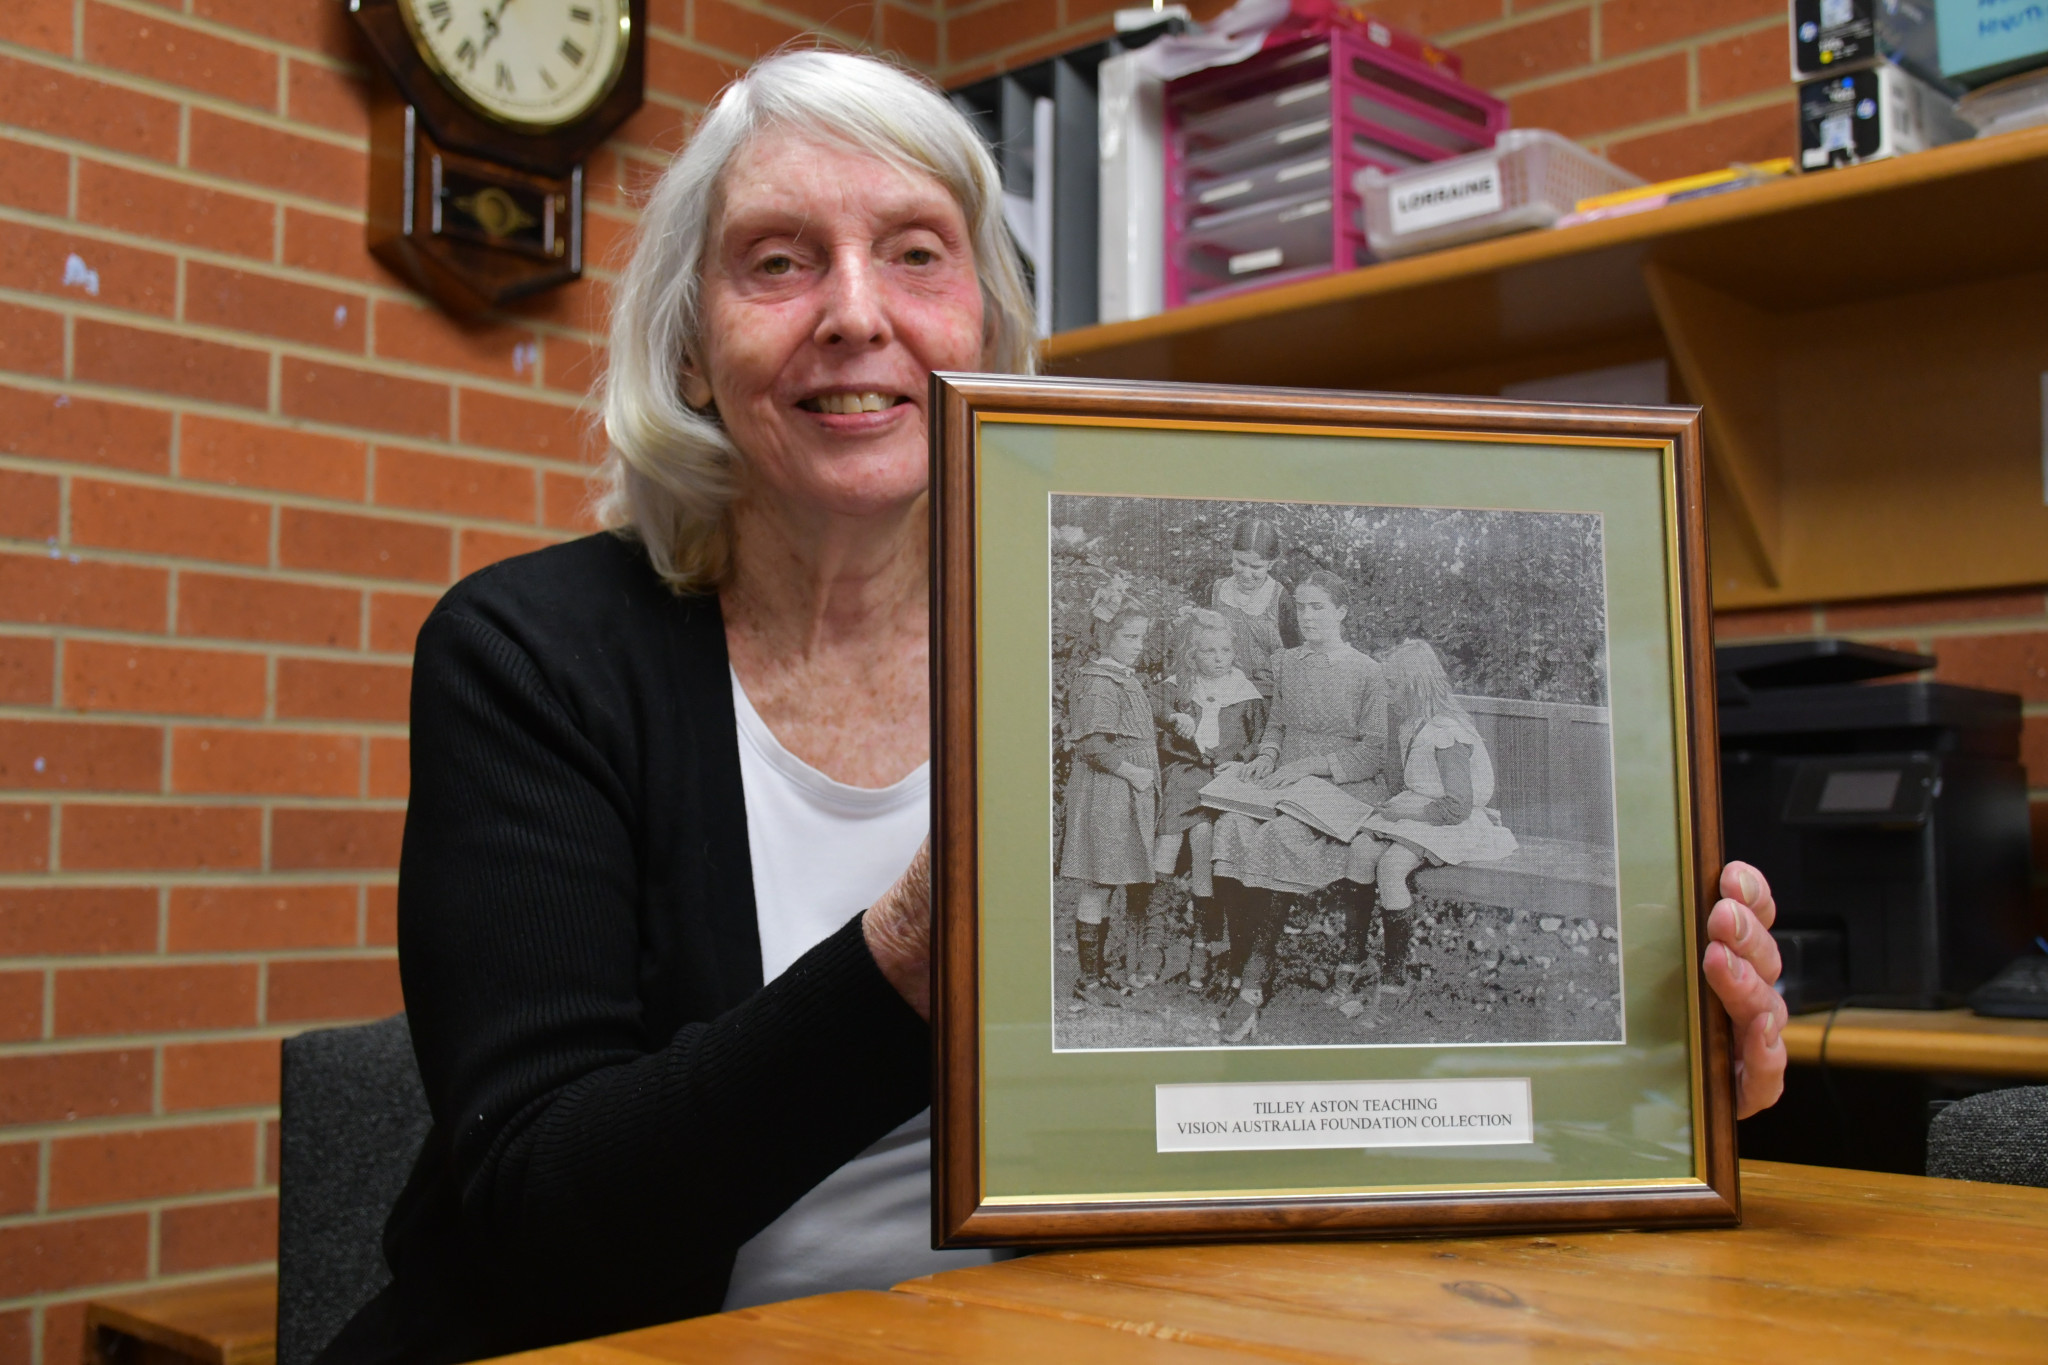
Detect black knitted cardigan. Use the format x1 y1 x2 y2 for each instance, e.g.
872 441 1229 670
321 532 930 1365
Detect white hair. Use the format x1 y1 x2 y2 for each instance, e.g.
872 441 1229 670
595 49 1037 593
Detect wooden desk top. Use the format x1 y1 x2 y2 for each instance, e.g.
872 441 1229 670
495 1162 2048 1364
84 1273 277 1365
1782 1007 2048 1078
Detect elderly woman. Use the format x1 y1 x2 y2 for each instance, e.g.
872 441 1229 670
323 49 1792 1365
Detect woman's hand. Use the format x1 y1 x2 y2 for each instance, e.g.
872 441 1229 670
1242 753 1276 782
863 841 932 1020
1119 762 1155 793
1703 860 1786 1119
1171 712 1197 739
1258 757 1324 788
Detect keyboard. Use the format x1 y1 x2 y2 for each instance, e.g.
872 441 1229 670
1968 953 2048 1020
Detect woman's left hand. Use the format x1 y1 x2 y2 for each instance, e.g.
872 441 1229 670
1703 860 1786 1119
1259 758 1322 788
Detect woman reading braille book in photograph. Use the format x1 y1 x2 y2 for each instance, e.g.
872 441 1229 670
320 49 1792 1365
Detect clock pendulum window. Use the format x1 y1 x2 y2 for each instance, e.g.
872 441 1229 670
350 0 645 313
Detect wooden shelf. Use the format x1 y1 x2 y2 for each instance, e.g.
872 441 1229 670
1781 1006 2048 1077
1045 129 2048 609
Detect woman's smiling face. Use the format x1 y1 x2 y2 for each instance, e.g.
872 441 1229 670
693 133 986 522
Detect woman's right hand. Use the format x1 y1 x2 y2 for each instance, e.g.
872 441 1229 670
1119 762 1155 792
1242 753 1276 782
863 840 932 1020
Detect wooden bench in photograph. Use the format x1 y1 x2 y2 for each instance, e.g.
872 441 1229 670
1413 695 1618 923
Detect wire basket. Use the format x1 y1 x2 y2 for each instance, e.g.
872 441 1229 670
1357 129 1642 259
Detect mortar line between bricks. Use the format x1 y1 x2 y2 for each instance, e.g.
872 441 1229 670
0 381 605 476
1558 88 1798 155
0 133 385 231
0 285 606 407
0 616 428 663
0 870 394 888
145 1207 160 1279
16 792 407 813
0 194 628 326
0 1185 279 1239
0 456 584 537
0 42 374 157
1480 17 1792 101
78 0 383 81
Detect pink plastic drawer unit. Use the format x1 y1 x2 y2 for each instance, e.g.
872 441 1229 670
1164 29 1508 308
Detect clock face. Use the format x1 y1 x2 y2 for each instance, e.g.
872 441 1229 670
400 0 629 130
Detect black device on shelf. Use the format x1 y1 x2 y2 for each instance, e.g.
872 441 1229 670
1717 638 2033 1010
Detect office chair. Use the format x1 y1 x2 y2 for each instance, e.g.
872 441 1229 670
277 1013 433 1365
1925 1085 2048 1189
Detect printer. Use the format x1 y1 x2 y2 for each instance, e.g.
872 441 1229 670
1717 639 2033 1011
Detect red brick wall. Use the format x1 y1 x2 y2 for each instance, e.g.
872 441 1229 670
0 1 927 1359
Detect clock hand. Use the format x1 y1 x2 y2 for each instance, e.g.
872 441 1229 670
477 0 515 54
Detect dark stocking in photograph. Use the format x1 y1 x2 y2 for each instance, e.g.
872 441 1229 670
1072 918 1120 1008
1120 881 1159 989
1379 902 1415 991
1217 889 1282 1043
1237 891 1285 1004
1187 893 1225 989
1337 883 1379 987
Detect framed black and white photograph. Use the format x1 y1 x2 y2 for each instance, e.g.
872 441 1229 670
930 373 1734 1248
1047 492 1620 1055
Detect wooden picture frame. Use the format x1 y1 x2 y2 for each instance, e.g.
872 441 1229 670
930 372 1735 1247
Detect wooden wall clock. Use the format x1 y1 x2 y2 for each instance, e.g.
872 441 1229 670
350 0 646 313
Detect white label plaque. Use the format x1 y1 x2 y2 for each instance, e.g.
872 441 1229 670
1156 1078 1533 1153
1387 158 1503 236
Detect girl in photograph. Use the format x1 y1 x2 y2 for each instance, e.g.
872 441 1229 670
1367 640 1519 966
1060 607 1160 1007
1152 609 1267 991
1208 516 1291 695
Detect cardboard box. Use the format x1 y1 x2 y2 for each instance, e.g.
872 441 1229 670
1798 62 1974 169
1791 0 1947 88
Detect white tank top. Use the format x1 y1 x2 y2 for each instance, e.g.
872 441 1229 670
719 668 998 1310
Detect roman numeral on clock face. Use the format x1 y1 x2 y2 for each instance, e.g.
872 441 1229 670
495 60 514 91
560 37 585 64
456 36 477 68
569 5 593 20
539 67 558 89
425 0 452 30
